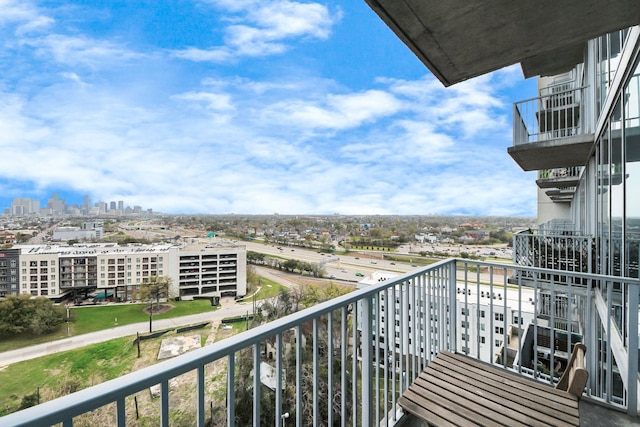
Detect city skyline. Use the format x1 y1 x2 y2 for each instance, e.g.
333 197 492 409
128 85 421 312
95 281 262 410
1 1 537 216
4 192 152 216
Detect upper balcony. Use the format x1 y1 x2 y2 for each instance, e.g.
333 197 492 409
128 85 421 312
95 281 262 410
509 85 594 171
2 259 639 426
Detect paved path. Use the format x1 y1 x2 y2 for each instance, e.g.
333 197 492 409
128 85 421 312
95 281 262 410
0 299 251 368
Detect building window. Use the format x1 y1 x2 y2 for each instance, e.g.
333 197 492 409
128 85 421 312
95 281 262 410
495 326 504 335
494 313 504 322
461 321 469 328
481 337 486 344
495 339 503 347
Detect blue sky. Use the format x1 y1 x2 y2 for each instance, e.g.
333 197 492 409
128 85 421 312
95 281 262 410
0 0 538 216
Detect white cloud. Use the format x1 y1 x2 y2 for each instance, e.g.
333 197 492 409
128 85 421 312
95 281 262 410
0 0 53 35
173 92 235 112
21 34 143 67
262 89 404 131
173 0 339 61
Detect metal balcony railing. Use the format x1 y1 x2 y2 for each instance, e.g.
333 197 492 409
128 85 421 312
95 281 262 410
513 229 593 279
513 86 591 146
538 166 583 180
2 259 639 426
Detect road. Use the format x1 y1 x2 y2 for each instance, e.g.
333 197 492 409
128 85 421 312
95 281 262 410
0 299 252 368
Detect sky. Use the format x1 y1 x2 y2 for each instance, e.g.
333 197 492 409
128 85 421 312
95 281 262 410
0 0 538 216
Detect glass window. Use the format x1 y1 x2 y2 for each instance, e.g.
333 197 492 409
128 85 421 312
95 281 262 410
625 57 640 278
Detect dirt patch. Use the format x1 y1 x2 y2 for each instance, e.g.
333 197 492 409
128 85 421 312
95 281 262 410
142 303 172 315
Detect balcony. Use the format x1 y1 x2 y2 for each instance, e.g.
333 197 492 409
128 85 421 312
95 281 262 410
537 167 583 202
513 229 593 282
509 86 594 171
2 259 639 426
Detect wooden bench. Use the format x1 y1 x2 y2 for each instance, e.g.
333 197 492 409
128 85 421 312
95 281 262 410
398 344 588 427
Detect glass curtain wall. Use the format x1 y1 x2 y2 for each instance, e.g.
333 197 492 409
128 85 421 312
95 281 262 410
624 57 640 279
596 30 630 115
595 54 640 279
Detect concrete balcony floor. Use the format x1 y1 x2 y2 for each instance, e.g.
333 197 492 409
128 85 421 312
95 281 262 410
397 398 639 426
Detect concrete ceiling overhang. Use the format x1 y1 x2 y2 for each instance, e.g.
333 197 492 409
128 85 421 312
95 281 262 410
365 0 640 86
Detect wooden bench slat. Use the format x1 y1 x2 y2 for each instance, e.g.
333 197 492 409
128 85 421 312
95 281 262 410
414 370 573 427
430 355 579 418
439 351 577 400
400 388 483 427
398 350 582 427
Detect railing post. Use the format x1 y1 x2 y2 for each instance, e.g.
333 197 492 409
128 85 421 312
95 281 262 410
448 260 457 352
361 296 373 426
253 343 261 426
627 283 639 416
228 353 235 427
197 365 205 427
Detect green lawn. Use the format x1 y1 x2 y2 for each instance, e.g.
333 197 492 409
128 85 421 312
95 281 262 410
0 300 215 352
0 336 138 417
242 276 286 302
71 300 214 335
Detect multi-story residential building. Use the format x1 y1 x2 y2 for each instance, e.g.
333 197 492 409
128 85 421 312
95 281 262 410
0 242 246 301
4 3 640 427
0 248 19 297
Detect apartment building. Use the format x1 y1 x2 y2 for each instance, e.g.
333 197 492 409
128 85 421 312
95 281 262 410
0 242 247 301
359 271 536 365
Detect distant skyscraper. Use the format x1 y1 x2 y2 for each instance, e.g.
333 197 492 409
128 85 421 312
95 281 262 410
118 200 124 211
11 198 40 215
110 201 116 211
47 193 65 216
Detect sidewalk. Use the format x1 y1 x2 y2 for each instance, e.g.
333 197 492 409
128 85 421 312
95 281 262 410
0 299 249 368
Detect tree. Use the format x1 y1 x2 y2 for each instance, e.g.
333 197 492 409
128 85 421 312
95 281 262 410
0 294 65 336
137 276 172 333
138 275 171 306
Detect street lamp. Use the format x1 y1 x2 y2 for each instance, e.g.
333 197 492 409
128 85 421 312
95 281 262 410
281 412 289 427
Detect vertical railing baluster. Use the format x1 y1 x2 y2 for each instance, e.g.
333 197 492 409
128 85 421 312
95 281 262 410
160 379 169 427
276 333 283 427
313 318 319 427
627 282 638 416
341 307 347 427
606 281 613 403
228 353 235 427
297 325 303 427
361 296 373 427
391 284 397 411
253 343 260 427
197 365 205 427
116 397 125 427
328 314 334 427
352 304 358 427
449 261 457 352
384 287 391 423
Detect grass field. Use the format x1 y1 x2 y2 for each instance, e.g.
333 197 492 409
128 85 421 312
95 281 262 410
0 300 215 353
0 323 238 421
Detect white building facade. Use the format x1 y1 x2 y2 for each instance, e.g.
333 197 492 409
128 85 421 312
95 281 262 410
1 242 247 301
